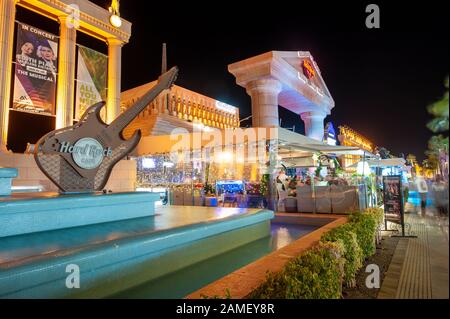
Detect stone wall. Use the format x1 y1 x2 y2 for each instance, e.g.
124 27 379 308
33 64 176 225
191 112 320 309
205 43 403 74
104 159 137 192
0 152 137 193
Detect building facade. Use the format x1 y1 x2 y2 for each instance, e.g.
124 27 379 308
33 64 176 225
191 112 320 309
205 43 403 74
338 125 375 171
0 0 135 191
229 51 335 141
121 82 240 139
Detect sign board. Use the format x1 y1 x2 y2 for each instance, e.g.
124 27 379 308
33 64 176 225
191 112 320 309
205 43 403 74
33 67 179 193
302 60 315 79
324 122 337 146
75 46 108 120
383 175 405 234
13 22 58 115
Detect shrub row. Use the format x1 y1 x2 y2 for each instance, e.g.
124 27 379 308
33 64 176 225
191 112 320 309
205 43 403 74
320 223 362 287
247 241 345 299
248 208 384 299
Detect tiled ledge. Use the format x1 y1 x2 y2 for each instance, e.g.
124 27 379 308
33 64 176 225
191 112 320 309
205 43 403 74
185 213 348 299
0 153 136 193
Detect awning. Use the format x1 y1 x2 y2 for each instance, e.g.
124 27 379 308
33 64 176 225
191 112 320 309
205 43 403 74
281 156 316 168
135 127 364 157
276 128 369 155
349 158 406 168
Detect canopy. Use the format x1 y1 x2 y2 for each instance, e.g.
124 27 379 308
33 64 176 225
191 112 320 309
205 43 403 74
136 127 362 156
349 158 406 168
281 156 316 168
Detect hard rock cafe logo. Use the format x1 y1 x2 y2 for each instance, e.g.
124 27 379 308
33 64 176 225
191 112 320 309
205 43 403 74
59 138 112 169
302 60 315 79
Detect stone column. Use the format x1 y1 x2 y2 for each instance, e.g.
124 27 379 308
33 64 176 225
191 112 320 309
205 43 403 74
107 38 123 124
300 111 327 141
246 79 282 128
0 0 18 151
55 15 77 129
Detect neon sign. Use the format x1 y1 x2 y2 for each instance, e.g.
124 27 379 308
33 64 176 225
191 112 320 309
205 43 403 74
302 60 315 79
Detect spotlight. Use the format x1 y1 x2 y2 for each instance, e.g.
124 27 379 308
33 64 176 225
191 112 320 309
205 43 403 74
110 14 122 28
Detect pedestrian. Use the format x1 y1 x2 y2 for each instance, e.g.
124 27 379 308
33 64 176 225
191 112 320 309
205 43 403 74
416 176 429 213
432 175 448 216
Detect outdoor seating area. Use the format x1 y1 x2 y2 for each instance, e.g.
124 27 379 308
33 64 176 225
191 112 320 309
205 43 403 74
170 187 266 208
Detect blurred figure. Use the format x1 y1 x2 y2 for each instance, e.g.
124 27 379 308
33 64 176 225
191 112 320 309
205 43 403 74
416 176 429 213
432 175 448 216
162 189 168 205
276 170 288 191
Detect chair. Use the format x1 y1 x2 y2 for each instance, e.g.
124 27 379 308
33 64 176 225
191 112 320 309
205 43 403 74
223 194 238 207
276 183 288 212
246 194 264 208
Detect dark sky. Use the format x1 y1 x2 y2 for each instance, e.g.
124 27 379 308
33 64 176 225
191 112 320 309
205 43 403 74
91 1 448 162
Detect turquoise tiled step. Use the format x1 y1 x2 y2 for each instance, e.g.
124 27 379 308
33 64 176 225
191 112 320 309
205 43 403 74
0 208 273 298
0 192 159 237
0 167 18 196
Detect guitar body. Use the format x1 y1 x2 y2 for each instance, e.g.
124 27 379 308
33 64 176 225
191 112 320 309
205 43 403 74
33 66 179 193
35 102 141 193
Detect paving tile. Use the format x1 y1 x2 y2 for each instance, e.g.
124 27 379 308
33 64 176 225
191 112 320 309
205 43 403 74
379 212 448 299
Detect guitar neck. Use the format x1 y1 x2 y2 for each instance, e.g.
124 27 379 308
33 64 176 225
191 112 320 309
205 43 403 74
109 81 166 134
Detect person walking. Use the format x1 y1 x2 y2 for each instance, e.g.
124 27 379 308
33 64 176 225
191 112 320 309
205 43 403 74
432 175 448 216
416 176 429 214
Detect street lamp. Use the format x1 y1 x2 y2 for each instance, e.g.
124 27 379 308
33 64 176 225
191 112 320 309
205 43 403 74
109 0 122 28
110 14 122 28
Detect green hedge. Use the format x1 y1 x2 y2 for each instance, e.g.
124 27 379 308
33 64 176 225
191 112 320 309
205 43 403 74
248 241 344 299
249 208 384 299
320 223 363 287
364 207 385 226
348 208 383 258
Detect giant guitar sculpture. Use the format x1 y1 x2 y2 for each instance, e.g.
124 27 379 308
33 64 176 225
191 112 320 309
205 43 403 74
34 66 179 193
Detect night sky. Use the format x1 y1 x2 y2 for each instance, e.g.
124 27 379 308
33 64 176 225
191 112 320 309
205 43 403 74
91 1 448 162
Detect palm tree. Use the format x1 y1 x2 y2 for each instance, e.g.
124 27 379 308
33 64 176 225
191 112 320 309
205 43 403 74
426 135 449 178
426 76 449 181
428 135 449 154
377 147 392 159
423 155 439 177
406 154 417 166
427 76 449 133
406 154 419 176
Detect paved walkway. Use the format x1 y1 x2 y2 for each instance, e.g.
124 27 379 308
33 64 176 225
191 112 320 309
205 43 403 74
379 199 449 299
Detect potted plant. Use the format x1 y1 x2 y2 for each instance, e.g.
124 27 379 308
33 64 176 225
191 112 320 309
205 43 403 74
260 174 270 208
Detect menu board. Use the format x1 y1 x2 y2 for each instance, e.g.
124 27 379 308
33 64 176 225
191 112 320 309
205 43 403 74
383 175 403 224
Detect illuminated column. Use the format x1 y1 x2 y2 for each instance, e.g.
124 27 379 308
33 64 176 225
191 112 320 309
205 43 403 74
246 79 282 127
0 0 18 151
300 111 327 141
107 38 123 124
55 15 77 129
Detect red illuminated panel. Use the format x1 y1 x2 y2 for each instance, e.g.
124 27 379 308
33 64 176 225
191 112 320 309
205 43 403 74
302 60 315 79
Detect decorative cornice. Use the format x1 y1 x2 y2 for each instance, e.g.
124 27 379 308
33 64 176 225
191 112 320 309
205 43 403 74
17 0 131 43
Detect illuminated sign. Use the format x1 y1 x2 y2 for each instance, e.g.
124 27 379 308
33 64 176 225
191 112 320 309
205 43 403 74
302 60 315 79
324 122 337 146
34 67 179 193
338 125 374 152
59 138 112 170
142 158 156 169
